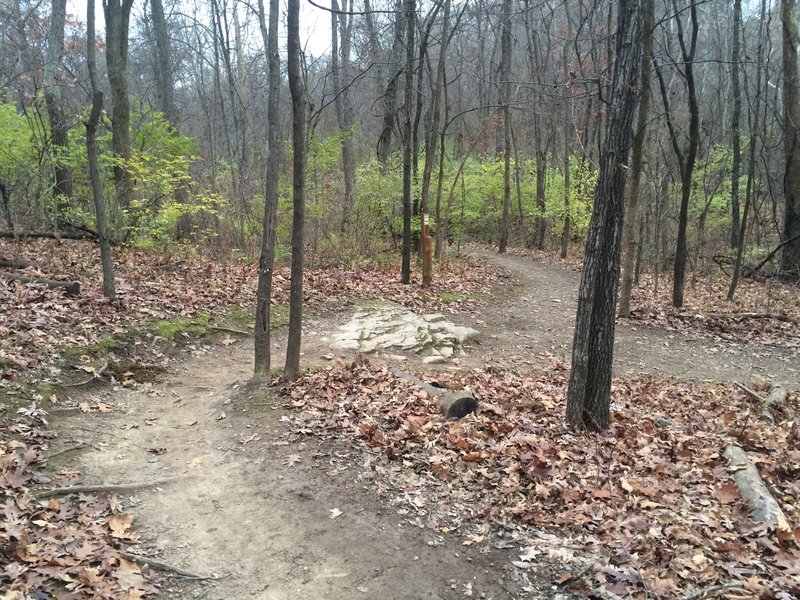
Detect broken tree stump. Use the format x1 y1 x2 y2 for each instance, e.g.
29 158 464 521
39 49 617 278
0 270 80 295
390 367 477 419
723 444 791 533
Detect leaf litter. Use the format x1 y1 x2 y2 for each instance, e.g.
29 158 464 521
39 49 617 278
281 359 800 598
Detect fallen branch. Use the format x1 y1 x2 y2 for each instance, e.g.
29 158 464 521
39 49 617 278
722 445 791 533
681 582 745 600
390 367 477 419
47 443 87 459
36 477 182 500
0 257 37 269
734 382 788 424
208 325 251 336
62 361 109 388
744 232 800 277
0 270 80 295
704 312 799 325
119 551 220 580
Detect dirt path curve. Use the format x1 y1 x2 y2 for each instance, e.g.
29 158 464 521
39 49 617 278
57 341 532 600
467 249 800 389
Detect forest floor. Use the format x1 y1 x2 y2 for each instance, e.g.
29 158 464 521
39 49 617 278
2 241 799 599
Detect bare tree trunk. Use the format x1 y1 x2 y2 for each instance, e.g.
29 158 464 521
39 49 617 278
253 0 281 381
401 0 416 284
44 0 73 217
103 0 135 213
376 0 404 172
420 0 450 238
566 0 643 432
729 0 742 249
782 0 800 276
671 0 700 308
331 0 357 234
559 9 574 260
284 0 307 381
86 0 115 298
618 0 653 318
498 0 512 254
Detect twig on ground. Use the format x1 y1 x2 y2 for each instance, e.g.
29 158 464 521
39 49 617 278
62 361 109 388
208 325 251 336
36 477 182 499
681 582 745 600
733 381 765 402
119 551 220 580
47 443 87 459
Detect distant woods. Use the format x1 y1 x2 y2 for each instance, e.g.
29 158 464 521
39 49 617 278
0 0 799 292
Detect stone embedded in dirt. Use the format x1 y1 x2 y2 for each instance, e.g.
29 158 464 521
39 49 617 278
332 302 479 359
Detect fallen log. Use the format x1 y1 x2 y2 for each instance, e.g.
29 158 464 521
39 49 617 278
722 444 791 533
0 257 37 269
0 270 80 295
390 367 477 419
704 312 799 325
0 229 99 241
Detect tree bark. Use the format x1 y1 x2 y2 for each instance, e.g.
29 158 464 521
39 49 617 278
253 0 282 382
401 0 416 284
44 0 73 216
376 0 405 171
421 0 451 250
498 0 512 254
729 0 742 249
86 0 115 299
284 0 307 381
103 0 135 213
618 0 653 318
331 0 357 234
671 0 700 308
566 0 643 432
782 0 800 277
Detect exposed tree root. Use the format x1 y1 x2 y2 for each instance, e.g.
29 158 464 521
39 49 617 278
119 551 220 580
36 477 183 500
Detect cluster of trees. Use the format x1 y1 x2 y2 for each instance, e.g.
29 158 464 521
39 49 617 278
1 0 799 429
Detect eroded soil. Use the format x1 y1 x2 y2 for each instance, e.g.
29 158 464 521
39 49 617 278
49 251 799 599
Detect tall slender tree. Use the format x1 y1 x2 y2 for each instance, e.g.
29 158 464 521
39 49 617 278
618 0 653 318
284 0 308 381
498 0 512 254
86 0 115 298
401 0 416 284
566 0 643 432
783 0 800 276
44 0 72 217
253 0 281 381
103 0 136 213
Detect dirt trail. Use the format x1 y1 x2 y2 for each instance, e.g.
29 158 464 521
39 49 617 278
55 340 534 600
52 253 798 600
467 250 800 389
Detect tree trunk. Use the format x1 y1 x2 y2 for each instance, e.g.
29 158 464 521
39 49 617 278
253 0 281 382
498 0 512 254
401 0 416 284
44 0 73 216
782 0 800 277
376 0 404 171
86 0 114 298
284 0 307 381
729 0 742 249
566 0 643 432
618 0 653 318
331 0 357 234
560 12 573 260
420 0 450 245
103 0 135 214
729 0 767 300
671 0 700 308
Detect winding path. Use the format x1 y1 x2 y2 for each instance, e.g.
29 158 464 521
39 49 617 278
468 250 800 389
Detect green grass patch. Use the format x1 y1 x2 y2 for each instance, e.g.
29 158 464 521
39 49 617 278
150 315 211 340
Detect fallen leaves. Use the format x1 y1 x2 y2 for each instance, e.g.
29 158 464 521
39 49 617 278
0 403 159 597
281 362 800 598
